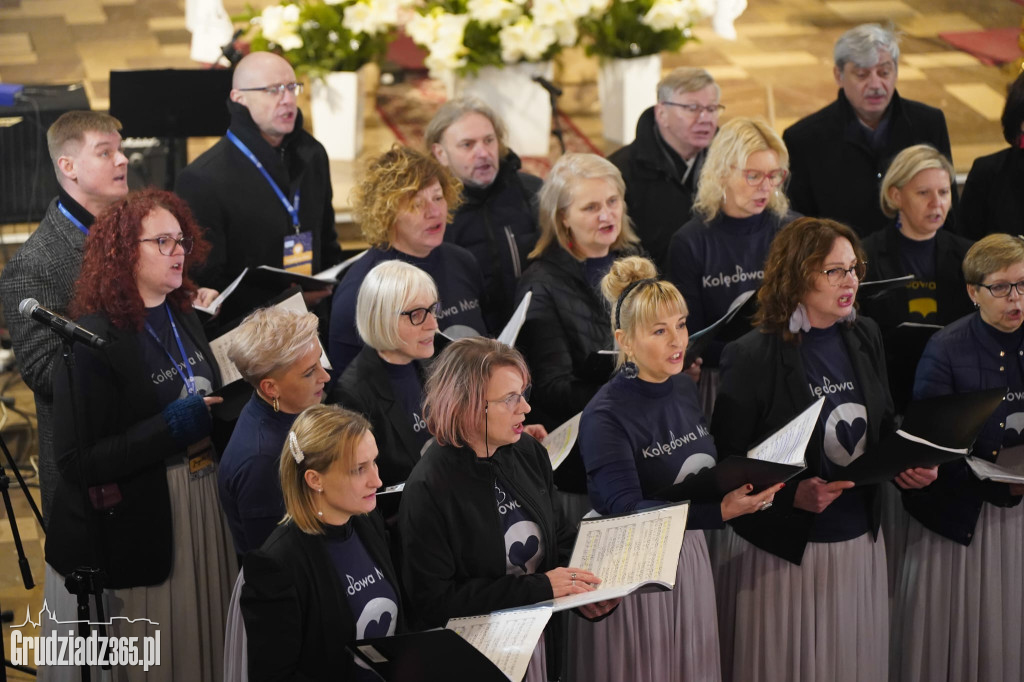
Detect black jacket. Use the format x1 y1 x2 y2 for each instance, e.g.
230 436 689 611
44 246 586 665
958 146 1024 241
241 515 404 682
861 224 974 412
608 107 706 268
712 318 895 564
176 101 342 290
45 309 220 588
515 246 619 492
445 151 542 329
783 90 955 238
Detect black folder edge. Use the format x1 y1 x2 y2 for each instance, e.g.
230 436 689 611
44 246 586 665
841 387 1008 486
655 458 805 503
349 629 509 682
859 274 915 300
253 265 337 289
683 289 758 368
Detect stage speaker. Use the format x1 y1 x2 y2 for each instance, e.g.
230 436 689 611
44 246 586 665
0 83 90 224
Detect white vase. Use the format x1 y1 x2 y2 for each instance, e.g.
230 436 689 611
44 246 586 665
310 68 365 161
598 54 662 145
455 61 553 157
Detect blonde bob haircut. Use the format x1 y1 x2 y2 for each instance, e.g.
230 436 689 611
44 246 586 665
601 256 688 370
963 234 1024 286
530 153 640 260
879 144 954 218
693 116 791 222
356 260 440 351
279 404 372 535
423 337 530 449
227 307 322 388
425 97 509 159
350 145 463 249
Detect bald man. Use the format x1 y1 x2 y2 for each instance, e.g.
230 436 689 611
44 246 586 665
176 52 342 290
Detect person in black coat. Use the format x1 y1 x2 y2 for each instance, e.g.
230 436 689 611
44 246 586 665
514 153 640 516
241 404 403 682
608 67 721 267
783 24 955 238
427 97 542 328
958 71 1024 241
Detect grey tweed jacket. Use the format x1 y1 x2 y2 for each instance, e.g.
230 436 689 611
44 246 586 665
0 197 87 522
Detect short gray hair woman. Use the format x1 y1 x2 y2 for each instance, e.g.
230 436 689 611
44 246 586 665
219 306 330 555
334 260 440 493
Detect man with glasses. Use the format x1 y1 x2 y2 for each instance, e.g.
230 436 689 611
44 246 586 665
783 23 955 238
609 67 722 267
176 51 342 291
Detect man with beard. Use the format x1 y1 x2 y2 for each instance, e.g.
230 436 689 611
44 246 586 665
784 23 956 238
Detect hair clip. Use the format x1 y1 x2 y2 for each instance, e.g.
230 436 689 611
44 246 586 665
288 431 305 464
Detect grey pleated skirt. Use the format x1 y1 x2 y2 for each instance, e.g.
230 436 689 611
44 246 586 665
715 529 888 682
39 460 238 682
891 502 1024 682
879 482 911 600
568 530 722 682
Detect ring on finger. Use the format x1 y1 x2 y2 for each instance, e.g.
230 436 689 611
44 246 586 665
760 500 773 512
570 572 577 580
571 579 575 587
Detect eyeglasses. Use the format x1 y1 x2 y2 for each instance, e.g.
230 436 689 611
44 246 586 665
399 302 440 325
139 235 194 255
486 385 532 412
820 262 866 286
739 168 788 187
661 102 725 116
236 82 304 96
974 280 1024 298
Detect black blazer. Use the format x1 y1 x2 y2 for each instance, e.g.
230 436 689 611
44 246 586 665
45 307 220 588
712 318 895 564
958 146 1024 241
241 514 404 682
332 345 426 488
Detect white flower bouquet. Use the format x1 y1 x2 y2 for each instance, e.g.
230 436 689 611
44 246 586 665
579 0 712 59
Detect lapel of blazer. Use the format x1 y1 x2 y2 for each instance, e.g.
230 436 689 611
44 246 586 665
840 321 887 446
365 351 423 469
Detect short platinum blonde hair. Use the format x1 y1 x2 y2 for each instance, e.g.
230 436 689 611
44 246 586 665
963 234 1024 286
879 144 954 218
693 116 790 221
227 307 321 388
530 153 640 260
423 337 530 449
657 67 720 103
834 23 901 70
425 97 509 158
280 404 372 535
355 260 439 351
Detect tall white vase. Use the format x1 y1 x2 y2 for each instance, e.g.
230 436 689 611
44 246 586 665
310 68 365 161
455 61 553 157
598 54 662 145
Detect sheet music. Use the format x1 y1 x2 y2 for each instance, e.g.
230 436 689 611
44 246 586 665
497 291 531 346
542 413 581 471
315 249 367 281
446 607 552 682
896 429 968 455
193 267 248 315
748 397 824 465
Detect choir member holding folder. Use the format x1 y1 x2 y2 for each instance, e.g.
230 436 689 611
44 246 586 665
399 338 617 682
892 234 1024 682
515 153 641 526
575 256 780 682
241 405 403 681
218 306 330 555
665 117 800 415
711 217 936 682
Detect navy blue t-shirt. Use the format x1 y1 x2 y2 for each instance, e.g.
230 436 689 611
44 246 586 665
494 479 545 575
139 305 216 404
800 325 871 541
896 229 938 323
580 371 721 528
323 521 399 641
383 360 430 450
328 244 487 374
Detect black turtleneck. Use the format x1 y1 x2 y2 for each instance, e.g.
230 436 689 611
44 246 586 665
57 187 95 228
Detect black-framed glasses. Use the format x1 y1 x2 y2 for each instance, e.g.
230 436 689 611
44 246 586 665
974 280 1024 298
139 235 194 255
486 385 532 412
399 302 440 326
661 101 725 116
820 262 866 286
236 82 304 96
739 168 788 187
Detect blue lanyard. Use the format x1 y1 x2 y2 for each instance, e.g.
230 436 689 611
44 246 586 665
226 130 301 233
57 202 90 235
144 304 198 396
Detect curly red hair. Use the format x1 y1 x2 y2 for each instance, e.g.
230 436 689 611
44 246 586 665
71 189 210 330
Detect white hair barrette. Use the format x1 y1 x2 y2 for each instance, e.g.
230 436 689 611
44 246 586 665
288 431 305 464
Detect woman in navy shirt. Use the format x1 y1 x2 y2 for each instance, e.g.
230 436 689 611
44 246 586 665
574 255 780 682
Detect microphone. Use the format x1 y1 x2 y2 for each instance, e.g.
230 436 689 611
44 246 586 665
532 76 563 97
19 298 108 349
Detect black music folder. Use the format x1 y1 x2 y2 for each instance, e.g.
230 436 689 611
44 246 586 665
684 289 758 368
349 629 508 682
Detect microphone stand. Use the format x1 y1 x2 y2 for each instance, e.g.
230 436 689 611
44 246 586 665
532 76 566 155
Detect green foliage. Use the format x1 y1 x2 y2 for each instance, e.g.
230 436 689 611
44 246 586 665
579 0 695 59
